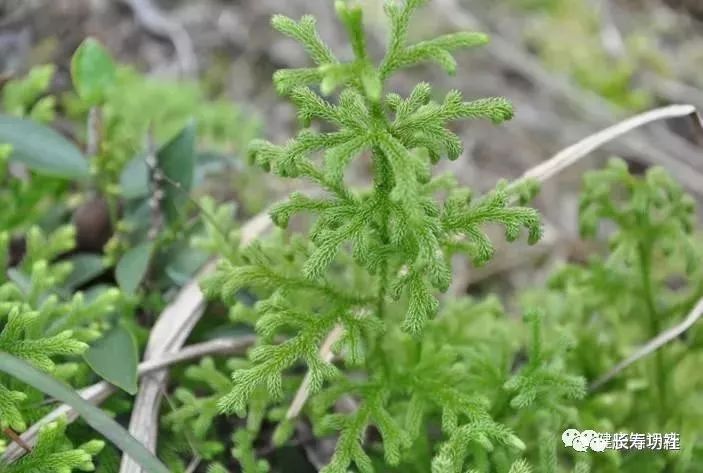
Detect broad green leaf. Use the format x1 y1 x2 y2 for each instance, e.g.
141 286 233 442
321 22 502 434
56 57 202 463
120 153 149 199
164 246 209 285
0 352 170 473
158 121 197 222
0 115 89 178
84 326 138 395
115 242 154 295
71 38 117 105
64 253 105 289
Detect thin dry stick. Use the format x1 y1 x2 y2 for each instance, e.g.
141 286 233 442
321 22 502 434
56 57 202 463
518 104 700 184
286 324 345 420
137 336 256 375
590 297 703 391
2 429 31 454
184 456 201 473
86 107 102 158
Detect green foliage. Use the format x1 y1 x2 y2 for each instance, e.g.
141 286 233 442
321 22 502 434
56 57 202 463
0 38 257 471
0 353 169 473
163 356 272 472
0 225 122 435
163 357 235 461
0 418 104 473
205 1 546 471
1 64 56 122
504 309 585 412
3 3 701 472
70 38 117 107
512 0 656 110
83 326 138 395
534 159 703 471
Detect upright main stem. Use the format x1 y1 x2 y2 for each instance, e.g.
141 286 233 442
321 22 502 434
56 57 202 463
638 242 667 424
372 146 392 321
368 143 393 379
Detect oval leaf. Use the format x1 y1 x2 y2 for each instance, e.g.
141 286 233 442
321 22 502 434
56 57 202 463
71 38 117 105
158 121 196 222
164 246 209 285
0 115 89 178
120 153 149 200
115 242 154 295
84 326 139 395
64 253 106 290
0 352 170 473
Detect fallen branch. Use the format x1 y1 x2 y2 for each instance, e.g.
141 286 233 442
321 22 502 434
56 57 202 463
590 297 703 391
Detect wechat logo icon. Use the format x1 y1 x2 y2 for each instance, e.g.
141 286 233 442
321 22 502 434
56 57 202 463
562 429 607 453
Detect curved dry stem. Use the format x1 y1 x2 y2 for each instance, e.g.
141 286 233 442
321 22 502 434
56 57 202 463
590 297 703 391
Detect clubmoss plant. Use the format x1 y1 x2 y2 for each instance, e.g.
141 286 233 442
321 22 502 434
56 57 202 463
0 225 119 471
535 159 703 472
0 418 104 473
204 1 544 471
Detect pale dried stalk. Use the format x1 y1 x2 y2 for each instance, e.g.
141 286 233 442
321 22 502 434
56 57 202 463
0 336 256 463
119 211 271 473
590 297 703 391
86 107 102 157
138 336 257 375
518 104 700 184
286 324 345 420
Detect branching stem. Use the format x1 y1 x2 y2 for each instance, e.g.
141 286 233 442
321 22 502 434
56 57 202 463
638 242 667 424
